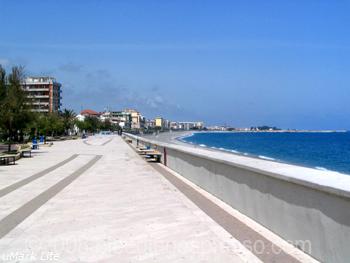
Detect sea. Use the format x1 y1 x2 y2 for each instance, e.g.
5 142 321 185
180 132 350 175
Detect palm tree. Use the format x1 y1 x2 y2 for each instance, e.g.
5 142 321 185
61 108 76 135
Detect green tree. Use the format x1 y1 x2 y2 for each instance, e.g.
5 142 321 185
0 66 6 142
32 113 48 136
84 116 100 133
0 66 6 102
47 113 64 136
61 108 76 135
74 119 87 133
0 66 33 151
100 119 120 131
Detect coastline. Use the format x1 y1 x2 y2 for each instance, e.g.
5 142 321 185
131 131 350 198
141 130 350 176
141 130 195 146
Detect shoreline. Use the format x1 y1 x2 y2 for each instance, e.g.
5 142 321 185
129 131 350 198
142 130 349 176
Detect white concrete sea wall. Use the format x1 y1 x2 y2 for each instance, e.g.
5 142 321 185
124 133 350 263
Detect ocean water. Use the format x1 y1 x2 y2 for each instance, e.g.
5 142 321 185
181 132 350 175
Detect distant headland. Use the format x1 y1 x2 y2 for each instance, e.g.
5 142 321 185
205 125 348 133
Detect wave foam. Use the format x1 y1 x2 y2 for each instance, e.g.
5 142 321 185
259 155 276 161
315 166 330 171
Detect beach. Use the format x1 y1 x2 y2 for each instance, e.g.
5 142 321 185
141 131 194 145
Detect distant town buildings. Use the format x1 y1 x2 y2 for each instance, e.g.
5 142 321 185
76 109 101 121
17 76 280 134
100 111 131 129
206 126 228 131
76 108 205 133
124 109 145 129
170 121 204 130
75 108 282 134
155 117 166 130
22 77 62 113
145 119 156 129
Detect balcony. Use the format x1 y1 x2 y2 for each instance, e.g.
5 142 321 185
31 102 49 106
26 88 49 92
27 95 50 99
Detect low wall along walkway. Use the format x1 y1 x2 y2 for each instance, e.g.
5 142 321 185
124 133 350 263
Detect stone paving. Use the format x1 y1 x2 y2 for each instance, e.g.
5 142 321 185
0 135 260 262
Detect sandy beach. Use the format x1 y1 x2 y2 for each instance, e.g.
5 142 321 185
141 131 194 145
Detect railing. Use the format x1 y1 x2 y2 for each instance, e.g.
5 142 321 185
124 133 350 263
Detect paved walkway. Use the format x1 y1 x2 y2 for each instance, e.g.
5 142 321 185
0 136 261 262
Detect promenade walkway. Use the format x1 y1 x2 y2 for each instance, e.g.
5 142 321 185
0 135 313 262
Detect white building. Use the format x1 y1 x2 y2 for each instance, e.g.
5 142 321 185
170 121 204 130
100 111 132 128
124 109 145 129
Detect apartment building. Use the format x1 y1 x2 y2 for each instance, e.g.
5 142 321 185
170 121 204 130
124 109 145 129
155 117 166 129
22 77 62 113
145 119 156 129
100 111 132 128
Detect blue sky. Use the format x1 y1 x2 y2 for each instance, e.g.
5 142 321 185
0 0 349 129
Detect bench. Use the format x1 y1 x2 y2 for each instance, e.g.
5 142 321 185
20 149 32 158
137 149 156 155
144 151 162 162
136 145 152 150
136 146 149 150
0 153 20 165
